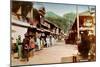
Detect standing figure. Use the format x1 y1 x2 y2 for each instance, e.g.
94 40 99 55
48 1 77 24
40 38 45 49
22 34 30 61
46 35 50 47
16 35 22 60
29 36 35 57
36 36 41 50
50 35 52 46
51 36 55 46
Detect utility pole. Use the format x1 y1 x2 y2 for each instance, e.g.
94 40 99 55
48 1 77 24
76 5 80 41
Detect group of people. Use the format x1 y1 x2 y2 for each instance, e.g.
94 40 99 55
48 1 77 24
15 34 35 61
15 33 56 62
36 35 56 50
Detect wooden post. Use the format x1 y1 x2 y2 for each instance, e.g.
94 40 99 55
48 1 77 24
76 5 80 41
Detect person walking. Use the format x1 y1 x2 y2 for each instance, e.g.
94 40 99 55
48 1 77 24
40 38 45 49
16 35 22 60
50 35 52 46
36 36 41 50
22 33 30 61
29 36 35 57
46 35 50 47
51 36 55 46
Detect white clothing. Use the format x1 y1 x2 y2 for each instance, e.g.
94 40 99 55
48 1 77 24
36 38 41 50
46 37 50 47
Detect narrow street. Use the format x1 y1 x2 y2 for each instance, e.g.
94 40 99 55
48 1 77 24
11 40 78 66
11 1 96 66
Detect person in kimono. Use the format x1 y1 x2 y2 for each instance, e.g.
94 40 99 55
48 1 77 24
36 36 41 50
22 34 30 61
29 35 35 57
46 35 50 47
16 35 22 60
51 36 55 46
40 38 45 49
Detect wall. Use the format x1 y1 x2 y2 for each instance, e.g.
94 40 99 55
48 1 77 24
12 25 27 43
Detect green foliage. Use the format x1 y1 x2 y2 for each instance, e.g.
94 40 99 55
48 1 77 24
45 12 76 33
45 11 61 19
63 12 76 22
63 13 76 32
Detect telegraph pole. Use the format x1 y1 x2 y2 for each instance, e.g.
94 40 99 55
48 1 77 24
76 5 80 42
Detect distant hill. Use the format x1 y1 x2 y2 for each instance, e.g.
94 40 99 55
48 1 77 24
45 11 62 18
63 13 76 32
63 13 76 22
45 11 76 33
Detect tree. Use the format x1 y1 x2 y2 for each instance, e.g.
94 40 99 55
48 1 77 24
45 12 76 33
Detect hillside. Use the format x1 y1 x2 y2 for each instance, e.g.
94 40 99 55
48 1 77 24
45 11 76 33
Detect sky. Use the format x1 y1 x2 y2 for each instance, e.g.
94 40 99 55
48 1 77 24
33 2 95 16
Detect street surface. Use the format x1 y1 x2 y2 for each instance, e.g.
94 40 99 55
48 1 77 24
11 40 78 66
